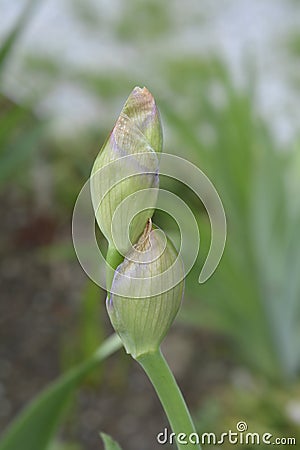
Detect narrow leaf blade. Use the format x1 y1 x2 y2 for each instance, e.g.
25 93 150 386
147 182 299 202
100 433 122 450
0 334 122 450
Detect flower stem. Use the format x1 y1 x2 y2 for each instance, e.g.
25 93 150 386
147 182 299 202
106 245 123 291
137 348 201 450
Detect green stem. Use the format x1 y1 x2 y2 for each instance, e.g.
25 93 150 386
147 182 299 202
137 349 201 450
106 245 123 291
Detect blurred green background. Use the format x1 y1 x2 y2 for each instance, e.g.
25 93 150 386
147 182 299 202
0 1 300 449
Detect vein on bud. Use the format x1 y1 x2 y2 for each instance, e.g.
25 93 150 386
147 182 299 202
106 220 184 359
91 87 162 253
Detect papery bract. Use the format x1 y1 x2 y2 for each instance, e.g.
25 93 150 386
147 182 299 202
107 220 184 358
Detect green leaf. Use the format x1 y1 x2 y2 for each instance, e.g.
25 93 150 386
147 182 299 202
0 334 122 450
100 433 122 450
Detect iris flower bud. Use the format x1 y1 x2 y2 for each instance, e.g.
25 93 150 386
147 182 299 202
89 88 200 449
91 87 163 253
107 220 184 359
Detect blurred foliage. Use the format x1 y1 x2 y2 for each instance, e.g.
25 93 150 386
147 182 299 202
0 95 45 187
0 0 39 72
116 0 171 40
286 30 300 90
50 135 96 209
195 377 300 449
49 441 82 450
153 56 300 382
0 335 121 450
0 0 45 189
60 280 105 385
67 0 102 29
287 32 300 56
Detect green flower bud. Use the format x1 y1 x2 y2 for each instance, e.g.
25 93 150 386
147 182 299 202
107 220 184 359
91 87 163 253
